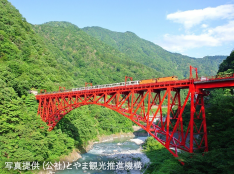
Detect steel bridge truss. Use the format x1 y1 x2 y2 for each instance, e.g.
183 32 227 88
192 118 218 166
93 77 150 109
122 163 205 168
37 84 208 157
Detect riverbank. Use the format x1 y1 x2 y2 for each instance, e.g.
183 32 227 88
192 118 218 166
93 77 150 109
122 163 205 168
36 131 138 174
106 137 150 174
85 132 136 152
36 126 150 174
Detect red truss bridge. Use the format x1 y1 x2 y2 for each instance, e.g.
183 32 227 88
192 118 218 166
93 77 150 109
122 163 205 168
36 66 234 157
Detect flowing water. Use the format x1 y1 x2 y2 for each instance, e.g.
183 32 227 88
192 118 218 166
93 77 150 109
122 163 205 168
56 137 142 174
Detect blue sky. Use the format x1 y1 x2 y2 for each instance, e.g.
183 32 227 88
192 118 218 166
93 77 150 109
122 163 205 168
8 0 234 58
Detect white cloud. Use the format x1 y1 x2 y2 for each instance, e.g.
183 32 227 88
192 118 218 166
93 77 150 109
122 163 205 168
201 24 208 28
167 4 234 29
159 20 234 52
161 34 219 53
212 20 234 42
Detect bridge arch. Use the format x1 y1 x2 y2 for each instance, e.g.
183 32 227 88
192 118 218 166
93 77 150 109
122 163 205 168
37 85 208 157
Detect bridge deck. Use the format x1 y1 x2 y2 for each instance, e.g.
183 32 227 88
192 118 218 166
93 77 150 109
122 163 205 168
35 67 234 159
194 77 234 89
36 76 234 97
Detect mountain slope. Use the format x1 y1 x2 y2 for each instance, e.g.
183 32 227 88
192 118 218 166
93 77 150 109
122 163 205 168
82 26 227 78
32 22 162 86
0 1 80 96
0 0 81 172
0 1 160 172
218 51 234 74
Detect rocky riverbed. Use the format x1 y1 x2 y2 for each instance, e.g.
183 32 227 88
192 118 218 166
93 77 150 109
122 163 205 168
106 137 150 174
37 128 150 174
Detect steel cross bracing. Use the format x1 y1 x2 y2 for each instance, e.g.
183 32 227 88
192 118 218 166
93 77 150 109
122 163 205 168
36 70 234 158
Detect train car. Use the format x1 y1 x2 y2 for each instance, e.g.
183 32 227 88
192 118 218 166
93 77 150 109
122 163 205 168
139 78 157 84
70 76 178 92
156 76 178 82
139 76 178 84
126 80 139 85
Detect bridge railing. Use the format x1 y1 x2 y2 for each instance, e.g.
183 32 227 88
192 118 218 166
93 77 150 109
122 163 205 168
37 79 192 95
37 73 234 95
195 73 234 82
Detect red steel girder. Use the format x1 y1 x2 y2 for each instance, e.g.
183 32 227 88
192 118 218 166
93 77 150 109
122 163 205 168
36 69 234 159
36 84 209 157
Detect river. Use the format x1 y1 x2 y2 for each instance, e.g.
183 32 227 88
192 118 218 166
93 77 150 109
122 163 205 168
55 136 149 174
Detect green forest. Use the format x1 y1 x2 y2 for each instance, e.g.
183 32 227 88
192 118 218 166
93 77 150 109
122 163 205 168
82 26 226 78
143 51 234 174
0 0 233 173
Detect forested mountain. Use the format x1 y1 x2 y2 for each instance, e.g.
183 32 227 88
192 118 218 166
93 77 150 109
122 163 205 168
32 21 162 86
1 0 233 173
83 26 227 78
0 0 79 172
143 51 234 174
218 51 234 74
0 1 156 173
